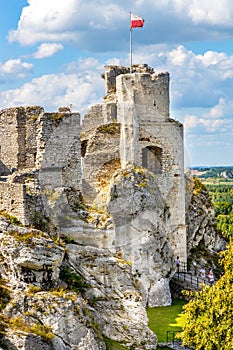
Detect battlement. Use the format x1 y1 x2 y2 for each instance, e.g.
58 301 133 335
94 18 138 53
104 64 154 96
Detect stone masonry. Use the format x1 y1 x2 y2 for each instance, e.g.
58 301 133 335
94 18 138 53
0 106 81 226
0 64 187 306
81 64 187 264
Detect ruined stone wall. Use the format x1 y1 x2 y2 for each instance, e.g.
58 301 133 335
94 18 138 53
81 123 121 204
104 64 154 97
0 108 20 175
0 107 44 175
115 70 186 263
35 112 82 230
137 121 186 261
37 112 81 190
116 72 169 169
0 183 28 225
81 103 117 134
116 72 169 124
0 107 82 230
17 107 44 169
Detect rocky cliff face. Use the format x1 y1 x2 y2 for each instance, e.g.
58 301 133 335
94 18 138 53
0 214 157 350
185 175 226 269
0 173 226 350
0 174 225 350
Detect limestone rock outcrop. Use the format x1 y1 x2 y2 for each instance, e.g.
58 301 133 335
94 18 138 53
185 175 226 271
0 215 157 350
186 176 226 253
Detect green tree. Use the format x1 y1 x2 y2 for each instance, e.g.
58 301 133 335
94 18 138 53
180 241 233 350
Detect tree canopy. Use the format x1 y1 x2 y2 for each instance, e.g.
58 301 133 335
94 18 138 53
180 241 233 350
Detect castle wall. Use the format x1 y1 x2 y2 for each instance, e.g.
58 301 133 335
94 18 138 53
104 64 154 97
17 107 44 169
116 71 187 263
81 123 121 205
116 72 169 169
36 112 82 230
0 107 44 175
81 103 117 134
0 108 20 175
0 108 82 231
37 112 81 190
0 183 28 225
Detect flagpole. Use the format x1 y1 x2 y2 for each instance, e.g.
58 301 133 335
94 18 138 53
130 12 132 73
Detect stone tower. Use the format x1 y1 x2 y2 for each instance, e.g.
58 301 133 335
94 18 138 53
82 65 187 264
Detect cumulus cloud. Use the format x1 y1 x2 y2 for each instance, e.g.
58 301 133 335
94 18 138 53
32 43 63 59
0 59 33 80
7 0 233 51
0 58 104 115
131 45 233 112
8 0 128 49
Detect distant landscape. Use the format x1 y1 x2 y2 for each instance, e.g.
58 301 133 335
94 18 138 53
189 166 233 179
189 166 233 238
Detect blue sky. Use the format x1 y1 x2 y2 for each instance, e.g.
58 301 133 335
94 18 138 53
1 0 233 166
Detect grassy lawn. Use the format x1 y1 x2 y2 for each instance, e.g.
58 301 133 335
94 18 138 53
147 299 187 343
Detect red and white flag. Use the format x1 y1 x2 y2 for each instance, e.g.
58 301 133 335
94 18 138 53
130 13 144 29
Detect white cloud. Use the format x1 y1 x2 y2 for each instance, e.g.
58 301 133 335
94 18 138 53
32 43 63 59
204 98 225 118
8 0 128 48
184 115 199 131
187 0 233 26
0 58 104 115
0 59 33 79
199 118 225 132
184 98 231 135
133 45 233 111
7 0 233 51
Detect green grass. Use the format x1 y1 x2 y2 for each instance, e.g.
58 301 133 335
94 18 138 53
147 299 187 343
105 338 128 350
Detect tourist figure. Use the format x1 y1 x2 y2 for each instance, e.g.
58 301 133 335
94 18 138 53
200 267 206 283
207 267 212 283
193 261 197 276
175 256 180 273
208 269 214 286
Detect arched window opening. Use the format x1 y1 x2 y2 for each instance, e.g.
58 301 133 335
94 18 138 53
142 146 162 174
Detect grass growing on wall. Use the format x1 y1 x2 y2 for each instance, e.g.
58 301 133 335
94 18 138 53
105 338 128 350
147 299 187 343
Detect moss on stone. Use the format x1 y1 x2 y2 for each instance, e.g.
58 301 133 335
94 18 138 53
193 176 208 195
96 123 120 135
0 211 22 226
8 316 54 340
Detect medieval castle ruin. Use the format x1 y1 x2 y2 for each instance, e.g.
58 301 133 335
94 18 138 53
0 64 187 306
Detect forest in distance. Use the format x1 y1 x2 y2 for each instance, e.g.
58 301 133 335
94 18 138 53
190 166 233 238
189 165 233 179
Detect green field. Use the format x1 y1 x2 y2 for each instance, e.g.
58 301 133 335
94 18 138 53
147 299 187 343
105 299 186 349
